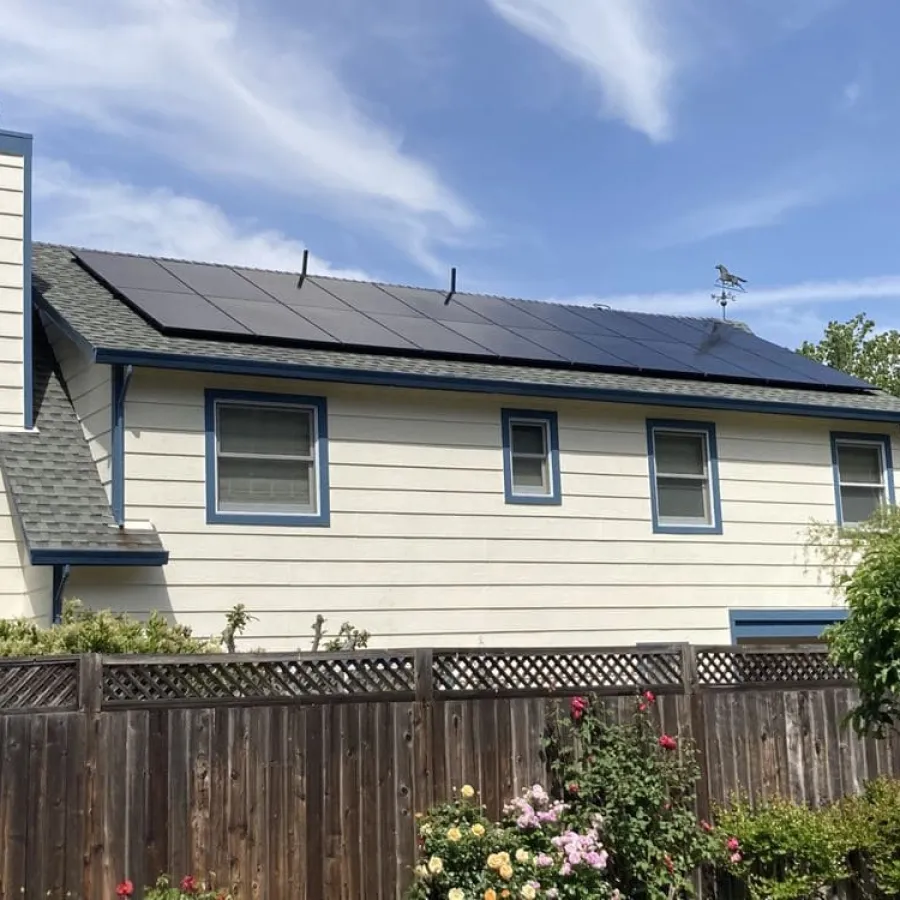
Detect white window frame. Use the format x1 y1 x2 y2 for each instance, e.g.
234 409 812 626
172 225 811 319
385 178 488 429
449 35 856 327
502 409 561 505
647 420 722 535
205 390 330 527
831 433 894 527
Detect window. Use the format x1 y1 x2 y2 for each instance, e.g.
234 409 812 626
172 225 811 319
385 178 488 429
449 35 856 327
831 433 895 526
501 409 561 505
204 390 330 526
646 420 722 534
729 609 847 646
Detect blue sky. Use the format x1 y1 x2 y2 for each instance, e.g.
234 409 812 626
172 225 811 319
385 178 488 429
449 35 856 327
1 0 898 349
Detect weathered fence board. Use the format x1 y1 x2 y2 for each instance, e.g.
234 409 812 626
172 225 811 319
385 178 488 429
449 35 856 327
0 645 894 899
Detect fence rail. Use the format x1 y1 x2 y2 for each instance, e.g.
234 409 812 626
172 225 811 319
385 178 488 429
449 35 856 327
0 644 878 900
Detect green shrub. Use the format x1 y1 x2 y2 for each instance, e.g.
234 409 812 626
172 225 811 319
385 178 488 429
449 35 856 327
0 599 220 656
714 797 852 900
835 776 900 897
546 692 718 899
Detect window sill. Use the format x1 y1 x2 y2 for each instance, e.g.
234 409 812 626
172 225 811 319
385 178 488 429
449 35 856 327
206 510 331 528
652 521 723 535
505 492 562 506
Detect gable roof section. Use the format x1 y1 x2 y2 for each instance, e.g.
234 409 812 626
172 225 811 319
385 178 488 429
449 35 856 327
31 243 900 422
0 319 167 566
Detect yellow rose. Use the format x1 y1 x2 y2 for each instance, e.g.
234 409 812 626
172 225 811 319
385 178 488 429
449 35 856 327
487 853 501 870
427 856 443 875
419 822 432 836
414 864 428 878
515 848 529 864
484 890 498 900
447 827 462 842
448 890 465 900
471 823 486 837
460 784 476 799
520 886 536 900
498 852 510 864
499 863 514 880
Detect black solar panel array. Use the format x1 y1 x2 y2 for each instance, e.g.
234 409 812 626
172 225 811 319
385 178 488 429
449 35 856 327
72 249 872 391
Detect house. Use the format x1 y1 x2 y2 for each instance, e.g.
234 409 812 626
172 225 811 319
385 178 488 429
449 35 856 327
0 129 894 650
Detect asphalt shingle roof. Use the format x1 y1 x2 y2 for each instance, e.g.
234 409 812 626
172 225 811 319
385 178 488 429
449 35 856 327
31 243 900 419
0 319 165 560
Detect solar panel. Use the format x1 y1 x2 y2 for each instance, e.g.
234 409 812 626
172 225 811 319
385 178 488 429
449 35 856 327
235 269 352 309
453 293 549 328
510 328 636 367
376 314 498 355
71 249 878 391
511 300 622 336
442 322 567 361
76 250 193 293
296 306 419 351
578 308 681 341
157 260 273 301
208 297 340 344
378 285 494 325
581 335 704 373
121 289 253 335
316 278 426 316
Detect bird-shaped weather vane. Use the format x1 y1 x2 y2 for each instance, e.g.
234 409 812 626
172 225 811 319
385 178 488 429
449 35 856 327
712 264 747 320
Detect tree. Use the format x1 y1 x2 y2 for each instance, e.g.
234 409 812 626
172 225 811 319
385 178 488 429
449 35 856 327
798 313 900 396
807 508 900 736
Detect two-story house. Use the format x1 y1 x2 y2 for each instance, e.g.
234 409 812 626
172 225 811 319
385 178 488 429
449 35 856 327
1 130 894 649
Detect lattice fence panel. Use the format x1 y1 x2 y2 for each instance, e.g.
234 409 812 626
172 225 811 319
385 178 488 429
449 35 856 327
0 658 78 711
432 648 684 696
102 654 416 706
697 648 849 687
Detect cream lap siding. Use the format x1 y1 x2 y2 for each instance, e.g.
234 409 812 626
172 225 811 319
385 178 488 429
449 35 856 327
59 368 869 650
0 471 48 620
44 324 113 497
0 151 25 430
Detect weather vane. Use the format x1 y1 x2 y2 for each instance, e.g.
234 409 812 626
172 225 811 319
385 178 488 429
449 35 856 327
712 264 747 320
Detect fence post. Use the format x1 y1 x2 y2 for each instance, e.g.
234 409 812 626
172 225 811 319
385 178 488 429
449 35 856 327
79 654 104 898
413 649 435 811
680 644 711 824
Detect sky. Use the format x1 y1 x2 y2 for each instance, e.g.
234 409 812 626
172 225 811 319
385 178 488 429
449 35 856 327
0 0 898 350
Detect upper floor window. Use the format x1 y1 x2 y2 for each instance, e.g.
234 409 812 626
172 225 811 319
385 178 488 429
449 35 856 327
831 433 894 526
501 409 561 505
646 420 722 534
205 390 330 527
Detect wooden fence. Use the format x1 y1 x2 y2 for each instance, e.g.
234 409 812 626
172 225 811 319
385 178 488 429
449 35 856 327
0 644 897 899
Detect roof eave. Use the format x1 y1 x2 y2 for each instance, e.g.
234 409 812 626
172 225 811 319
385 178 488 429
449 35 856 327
92 345 900 424
29 548 170 566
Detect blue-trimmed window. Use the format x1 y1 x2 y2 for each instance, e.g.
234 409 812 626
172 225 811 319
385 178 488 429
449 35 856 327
730 609 848 645
205 389 330 527
501 408 561 505
830 432 895 526
646 419 722 534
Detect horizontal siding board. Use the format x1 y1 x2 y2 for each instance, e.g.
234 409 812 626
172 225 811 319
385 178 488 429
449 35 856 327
47 364 878 646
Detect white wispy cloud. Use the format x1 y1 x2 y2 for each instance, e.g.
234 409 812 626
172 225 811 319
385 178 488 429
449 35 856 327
0 0 476 269
33 159 371 279
484 0 681 141
566 275 900 317
658 186 824 246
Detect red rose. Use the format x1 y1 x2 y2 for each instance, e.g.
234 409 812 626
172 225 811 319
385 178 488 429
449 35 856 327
659 734 677 751
180 875 199 893
701 820 713 833
726 837 740 852
570 696 589 722
638 702 647 712
567 782 579 795
643 690 656 704
116 881 134 897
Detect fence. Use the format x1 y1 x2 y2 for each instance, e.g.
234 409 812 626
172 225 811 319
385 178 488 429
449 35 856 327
0 645 897 899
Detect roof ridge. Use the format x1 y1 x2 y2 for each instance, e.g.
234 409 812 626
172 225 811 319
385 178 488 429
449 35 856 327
34 241 728 327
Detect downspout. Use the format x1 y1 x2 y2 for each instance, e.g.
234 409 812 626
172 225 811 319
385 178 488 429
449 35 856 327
110 364 134 526
51 563 70 624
